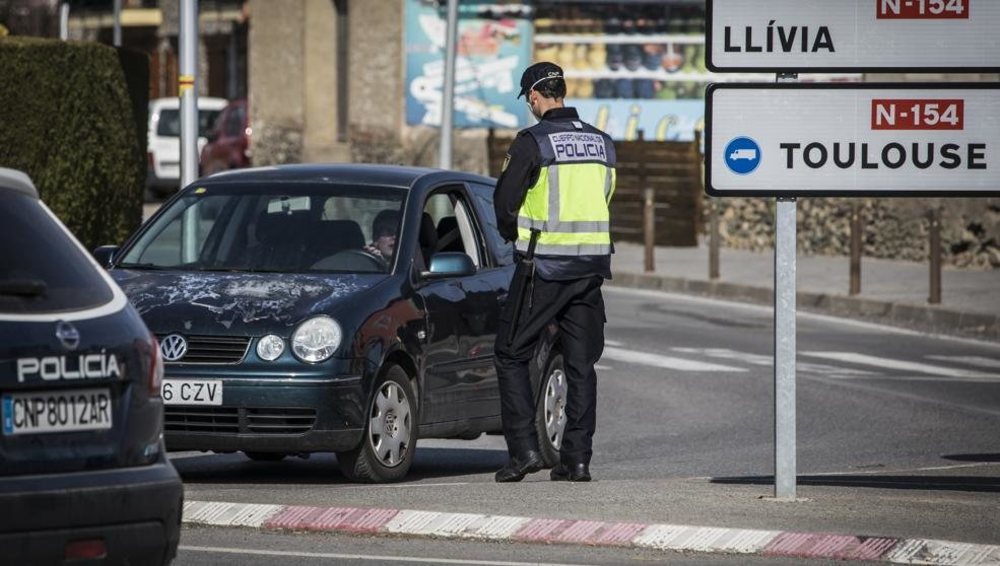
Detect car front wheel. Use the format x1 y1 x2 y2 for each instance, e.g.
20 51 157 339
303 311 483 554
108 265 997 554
535 353 566 468
337 365 417 483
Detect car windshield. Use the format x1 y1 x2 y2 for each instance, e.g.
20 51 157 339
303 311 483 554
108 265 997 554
156 109 222 138
118 183 406 274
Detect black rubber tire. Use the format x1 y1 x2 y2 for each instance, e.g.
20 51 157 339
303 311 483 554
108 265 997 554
534 353 566 468
337 365 417 483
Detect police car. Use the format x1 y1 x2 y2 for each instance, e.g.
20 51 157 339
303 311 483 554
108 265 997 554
0 168 182 563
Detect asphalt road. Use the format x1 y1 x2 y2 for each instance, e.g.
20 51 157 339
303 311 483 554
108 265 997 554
171 286 1000 563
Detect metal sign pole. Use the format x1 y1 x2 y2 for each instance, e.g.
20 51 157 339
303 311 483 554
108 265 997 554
179 0 199 189
774 72 798 500
179 0 199 264
113 0 122 47
59 3 69 41
438 0 459 170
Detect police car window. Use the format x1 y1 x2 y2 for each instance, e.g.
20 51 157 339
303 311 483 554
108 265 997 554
468 182 513 267
0 192 113 314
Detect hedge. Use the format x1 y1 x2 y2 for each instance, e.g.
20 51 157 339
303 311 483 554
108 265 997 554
0 36 147 250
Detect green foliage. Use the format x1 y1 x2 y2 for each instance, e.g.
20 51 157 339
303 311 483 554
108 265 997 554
0 36 146 249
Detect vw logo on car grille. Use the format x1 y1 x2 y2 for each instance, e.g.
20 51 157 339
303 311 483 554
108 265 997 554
160 334 188 362
55 320 80 351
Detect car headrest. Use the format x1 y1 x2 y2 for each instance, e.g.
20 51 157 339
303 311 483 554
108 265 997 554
313 219 365 250
256 210 310 244
420 212 438 254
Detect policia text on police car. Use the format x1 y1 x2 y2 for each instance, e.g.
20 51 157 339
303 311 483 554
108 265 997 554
492 62 616 484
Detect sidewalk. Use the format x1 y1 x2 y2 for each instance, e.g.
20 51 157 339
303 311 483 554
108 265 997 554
610 242 1000 342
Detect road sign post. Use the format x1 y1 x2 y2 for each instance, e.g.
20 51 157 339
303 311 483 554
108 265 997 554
707 0 998 501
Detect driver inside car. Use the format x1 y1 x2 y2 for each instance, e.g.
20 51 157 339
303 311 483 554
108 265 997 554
363 209 398 266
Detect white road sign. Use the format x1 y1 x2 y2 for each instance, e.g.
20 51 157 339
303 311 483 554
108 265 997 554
705 84 1000 196
707 0 1000 72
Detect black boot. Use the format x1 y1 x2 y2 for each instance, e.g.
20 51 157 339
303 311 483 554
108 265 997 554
495 450 544 482
550 462 591 482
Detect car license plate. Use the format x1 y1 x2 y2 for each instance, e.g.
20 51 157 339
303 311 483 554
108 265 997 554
2 388 112 436
162 379 223 406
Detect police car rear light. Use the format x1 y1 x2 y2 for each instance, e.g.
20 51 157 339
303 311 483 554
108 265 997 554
65 538 107 560
149 333 163 397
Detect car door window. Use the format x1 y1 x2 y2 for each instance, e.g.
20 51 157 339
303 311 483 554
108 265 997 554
468 181 513 267
423 189 484 270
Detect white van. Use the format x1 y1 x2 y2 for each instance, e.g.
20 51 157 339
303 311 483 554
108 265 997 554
147 96 227 197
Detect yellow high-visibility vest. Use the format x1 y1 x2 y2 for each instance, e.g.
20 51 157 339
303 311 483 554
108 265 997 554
516 118 616 256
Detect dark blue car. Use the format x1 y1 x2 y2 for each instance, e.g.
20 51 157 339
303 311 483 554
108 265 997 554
100 164 566 482
0 168 182 564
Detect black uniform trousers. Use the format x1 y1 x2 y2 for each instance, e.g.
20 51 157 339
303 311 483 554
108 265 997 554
494 272 605 466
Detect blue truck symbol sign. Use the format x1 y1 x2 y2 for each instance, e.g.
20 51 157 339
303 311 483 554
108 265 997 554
724 137 761 175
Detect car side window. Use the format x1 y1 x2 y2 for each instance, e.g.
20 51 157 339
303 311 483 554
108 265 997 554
422 189 484 271
468 181 513 267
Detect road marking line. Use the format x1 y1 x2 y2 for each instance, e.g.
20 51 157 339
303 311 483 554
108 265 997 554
605 339 624 347
801 352 997 379
182 501 1000 565
386 510 483 537
633 524 779 554
926 355 1000 369
178 545 594 566
672 347 879 377
602 347 746 372
183 501 281 528
764 533 898 561
886 539 1000 565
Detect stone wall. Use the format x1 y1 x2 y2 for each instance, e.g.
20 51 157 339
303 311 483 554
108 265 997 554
709 197 1000 269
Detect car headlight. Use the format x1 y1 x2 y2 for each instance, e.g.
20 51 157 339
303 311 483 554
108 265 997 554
291 316 341 363
257 334 285 361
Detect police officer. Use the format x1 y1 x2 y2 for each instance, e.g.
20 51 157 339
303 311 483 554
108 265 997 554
493 62 616 483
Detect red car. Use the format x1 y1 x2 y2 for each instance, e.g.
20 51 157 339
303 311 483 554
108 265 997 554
200 99 251 175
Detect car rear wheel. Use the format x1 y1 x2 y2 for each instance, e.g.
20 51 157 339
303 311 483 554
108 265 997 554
337 365 416 483
535 353 566 468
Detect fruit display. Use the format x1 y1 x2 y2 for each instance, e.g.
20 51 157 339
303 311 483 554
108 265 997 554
533 3 709 100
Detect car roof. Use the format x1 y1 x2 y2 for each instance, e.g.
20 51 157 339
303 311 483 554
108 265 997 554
149 96 228 111
0 167 39 199
199 163 495 190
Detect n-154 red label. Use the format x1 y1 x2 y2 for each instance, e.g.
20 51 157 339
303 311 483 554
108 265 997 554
876 0 969 19
871 99 965 130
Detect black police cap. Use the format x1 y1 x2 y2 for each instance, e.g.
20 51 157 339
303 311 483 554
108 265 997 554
517 62 564 99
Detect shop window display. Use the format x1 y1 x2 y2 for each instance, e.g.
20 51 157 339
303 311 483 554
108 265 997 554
533 3 708 101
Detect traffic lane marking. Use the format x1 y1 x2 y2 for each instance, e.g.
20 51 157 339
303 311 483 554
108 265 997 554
179 545 594 566
802 352 999 380
602 347 747 373
925 355 1000 370
181 500 1000 565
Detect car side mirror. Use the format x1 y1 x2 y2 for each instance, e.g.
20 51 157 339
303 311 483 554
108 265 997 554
92 245 119 269
421 252 475 279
